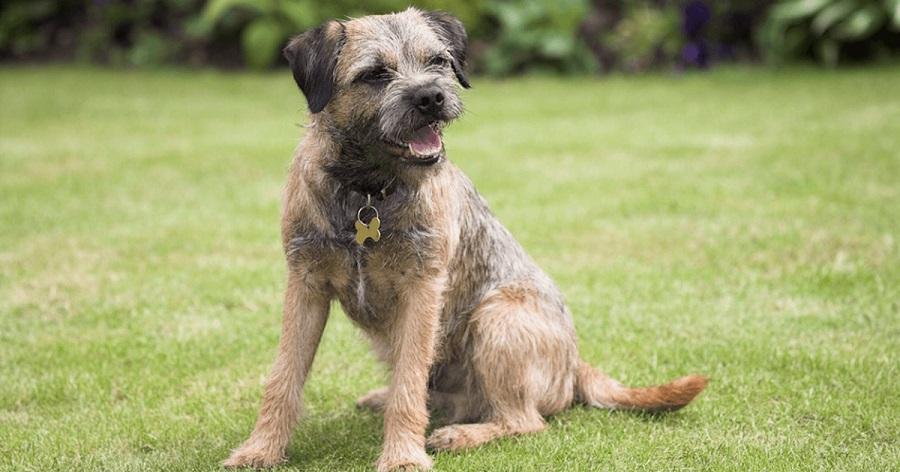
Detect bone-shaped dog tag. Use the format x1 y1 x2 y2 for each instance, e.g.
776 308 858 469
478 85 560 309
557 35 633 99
355 215 381 246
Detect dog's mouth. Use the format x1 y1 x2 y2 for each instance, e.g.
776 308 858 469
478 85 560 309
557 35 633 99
382 122 444 165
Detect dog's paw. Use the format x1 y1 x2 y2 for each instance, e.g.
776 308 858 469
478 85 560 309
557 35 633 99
375 447 432 472
222 440 285 469
356 386 389 412
426 425 465 451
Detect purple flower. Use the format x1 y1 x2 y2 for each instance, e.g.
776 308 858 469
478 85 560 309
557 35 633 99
682 42 709 68
682 1 711 39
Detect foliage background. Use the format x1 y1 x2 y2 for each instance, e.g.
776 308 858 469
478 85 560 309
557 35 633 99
2 0 899 74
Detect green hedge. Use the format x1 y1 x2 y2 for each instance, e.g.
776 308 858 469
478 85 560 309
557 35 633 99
759 0 900 67
1 0 898 73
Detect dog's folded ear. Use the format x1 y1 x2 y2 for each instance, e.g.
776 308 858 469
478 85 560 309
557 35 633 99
423 11 471 89
283 21 344 113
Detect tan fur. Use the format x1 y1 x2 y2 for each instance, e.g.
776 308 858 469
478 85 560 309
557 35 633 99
225 8 707 471
222 272 330 468
575 362 709 412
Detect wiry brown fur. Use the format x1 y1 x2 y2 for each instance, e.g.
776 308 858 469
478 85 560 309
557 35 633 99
224 8 707 471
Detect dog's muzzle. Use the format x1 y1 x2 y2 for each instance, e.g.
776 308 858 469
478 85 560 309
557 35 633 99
382 121 445 165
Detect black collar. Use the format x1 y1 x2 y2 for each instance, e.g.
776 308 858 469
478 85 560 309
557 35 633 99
344 176 398 201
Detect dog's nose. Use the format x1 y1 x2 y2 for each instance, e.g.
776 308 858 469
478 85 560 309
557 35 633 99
412 85 445 116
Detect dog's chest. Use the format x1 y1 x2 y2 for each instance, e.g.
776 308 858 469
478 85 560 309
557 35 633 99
287 184 449 328
331 226 439 329
289 212 441 330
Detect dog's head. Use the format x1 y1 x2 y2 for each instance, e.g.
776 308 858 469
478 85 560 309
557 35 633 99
284 8 469 166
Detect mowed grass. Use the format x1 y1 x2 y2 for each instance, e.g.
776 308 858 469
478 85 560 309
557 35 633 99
1 65 898 471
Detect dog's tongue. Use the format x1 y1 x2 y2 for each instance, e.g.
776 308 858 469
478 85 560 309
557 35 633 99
407 125 442 157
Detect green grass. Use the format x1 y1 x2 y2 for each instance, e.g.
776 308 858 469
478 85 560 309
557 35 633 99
1 65 898 471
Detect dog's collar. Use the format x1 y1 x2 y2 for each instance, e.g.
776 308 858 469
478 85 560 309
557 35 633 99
345 176 398 202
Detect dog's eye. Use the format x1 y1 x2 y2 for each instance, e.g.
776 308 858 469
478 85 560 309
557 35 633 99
357 67 391 85
428 56 449 68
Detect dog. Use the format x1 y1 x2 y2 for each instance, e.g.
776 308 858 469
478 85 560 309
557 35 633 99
223 8 707 471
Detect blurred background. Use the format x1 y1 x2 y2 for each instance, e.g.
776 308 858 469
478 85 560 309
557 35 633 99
2 2 900 471
2 0 900 74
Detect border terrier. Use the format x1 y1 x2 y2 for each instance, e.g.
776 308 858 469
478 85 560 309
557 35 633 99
224 8 707 471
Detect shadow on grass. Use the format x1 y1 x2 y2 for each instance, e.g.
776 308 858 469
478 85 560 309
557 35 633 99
283 410 384 470
567 403 698 424
262 403 697 469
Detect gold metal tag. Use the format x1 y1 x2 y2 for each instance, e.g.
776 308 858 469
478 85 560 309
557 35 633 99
355 206 381 246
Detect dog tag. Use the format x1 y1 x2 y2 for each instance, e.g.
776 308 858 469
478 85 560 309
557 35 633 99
355 213 381 245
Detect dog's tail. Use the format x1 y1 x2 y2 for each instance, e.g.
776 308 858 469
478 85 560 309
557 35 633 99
574 360 707 412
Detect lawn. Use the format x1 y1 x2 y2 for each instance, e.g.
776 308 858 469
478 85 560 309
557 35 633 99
1 65 898 471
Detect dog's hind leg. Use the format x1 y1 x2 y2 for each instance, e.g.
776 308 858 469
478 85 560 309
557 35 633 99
426 414 546 451
427 284 578 451
356 386 389 412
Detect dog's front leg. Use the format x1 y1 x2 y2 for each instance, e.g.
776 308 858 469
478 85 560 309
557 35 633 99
376 275 445 472
224 270 330 468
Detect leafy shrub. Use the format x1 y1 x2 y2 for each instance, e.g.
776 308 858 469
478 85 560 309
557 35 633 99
759 0 900 66
199 0 492 70
603 3 682 72
0 1 79 60
0 0 208 66
481 0 596 74
3 0 897 72
705 0 775 61
199 0 315 70
580 1 772 72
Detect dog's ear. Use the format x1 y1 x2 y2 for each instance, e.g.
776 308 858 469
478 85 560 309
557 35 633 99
423 11 471 89
283 21 344 113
